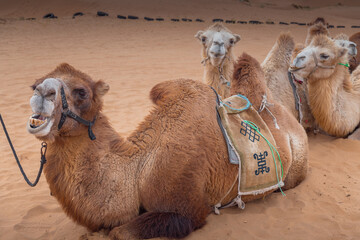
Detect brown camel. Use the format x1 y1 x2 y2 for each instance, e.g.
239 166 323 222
27 63 307 239
349 32 360 72
195 23 240 98
264 21 357 133
232 53 308 190
290 34 360 137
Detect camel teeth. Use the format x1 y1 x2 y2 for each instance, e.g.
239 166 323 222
29 116 46 127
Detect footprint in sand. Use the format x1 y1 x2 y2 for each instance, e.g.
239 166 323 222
13 205 63 239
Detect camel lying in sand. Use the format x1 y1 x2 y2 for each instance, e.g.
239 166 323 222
263 21 358 133
231 53 308 188
195 23 240 98
27 63 307 239
290 34 360 137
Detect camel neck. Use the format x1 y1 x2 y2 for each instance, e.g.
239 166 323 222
204 56 233 98
307 65 360 136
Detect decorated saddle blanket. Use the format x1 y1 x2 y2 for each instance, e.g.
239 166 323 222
215 93 284 197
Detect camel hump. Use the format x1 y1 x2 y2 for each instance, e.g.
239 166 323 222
233 53 261 84
334 33 349 41
150 79 201 106
306 22 329 45
276 32 295 51
350 32 360 42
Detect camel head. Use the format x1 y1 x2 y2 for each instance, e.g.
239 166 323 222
195 23 240 67
289 35 348 81
27 63 109 142
333 34 357 57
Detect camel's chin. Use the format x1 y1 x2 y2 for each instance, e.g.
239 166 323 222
292 73 305 84
27 114 53 137
210 57 225 67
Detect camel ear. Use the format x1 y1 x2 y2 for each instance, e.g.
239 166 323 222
195 31 204 41
94 80 109 97
234 34 241 44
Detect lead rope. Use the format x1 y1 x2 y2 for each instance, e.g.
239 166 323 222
218 55 231 87
258 95 280 129
0 114 46 187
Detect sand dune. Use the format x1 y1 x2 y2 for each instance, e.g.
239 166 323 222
1 0 360 239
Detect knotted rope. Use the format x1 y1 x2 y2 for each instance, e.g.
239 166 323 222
258 95 280 129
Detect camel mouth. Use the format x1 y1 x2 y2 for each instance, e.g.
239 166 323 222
288 66 305 73
27 114 51 134
292 74 305 84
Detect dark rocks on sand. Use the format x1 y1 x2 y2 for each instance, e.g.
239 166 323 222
43 13 57 19
128 15 139 20
72 12 84 19
97 11 108 17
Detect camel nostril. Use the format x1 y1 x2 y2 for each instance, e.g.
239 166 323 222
210 52 223 58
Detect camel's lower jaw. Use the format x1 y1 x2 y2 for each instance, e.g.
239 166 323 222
288 66 305 73
27 114 53 137
293 74 305 84
210 57 225 67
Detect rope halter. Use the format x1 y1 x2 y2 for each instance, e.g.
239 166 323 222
58 86 97 140
307 51 335 78
201 39 231 87
258 94 280 129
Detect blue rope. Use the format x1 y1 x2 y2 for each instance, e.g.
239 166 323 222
243 120 285 196
221 94 252 112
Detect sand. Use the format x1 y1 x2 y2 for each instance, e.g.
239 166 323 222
0 0 360 239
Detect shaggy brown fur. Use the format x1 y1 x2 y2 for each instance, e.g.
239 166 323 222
308 17 329 28
28 64 307 239
232 53 308 190
305 22 330 46
349 32 360 72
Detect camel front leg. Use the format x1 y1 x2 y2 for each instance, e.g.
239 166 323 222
109 211 206 240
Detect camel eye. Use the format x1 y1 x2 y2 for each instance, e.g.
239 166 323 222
201 36 206 43
45 90 56 99
320 53 329 60
74 88 88 99
229 39 234 45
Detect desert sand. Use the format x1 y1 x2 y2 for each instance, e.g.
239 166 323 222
0 0 360 239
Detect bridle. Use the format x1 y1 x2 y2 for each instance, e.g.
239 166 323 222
58 86 96 140
201 40 231 87
307 51 335 78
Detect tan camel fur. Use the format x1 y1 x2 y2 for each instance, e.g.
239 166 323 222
195 23 240 99
261 33 298 118
27 63 307 239
290 35 360 137
232 53 308 190
305 22 330 46
349 32 360 72
293 22 358 131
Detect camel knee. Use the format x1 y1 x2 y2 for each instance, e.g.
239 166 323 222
109 211 205 240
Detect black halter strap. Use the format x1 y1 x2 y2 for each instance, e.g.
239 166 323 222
58 86 96 140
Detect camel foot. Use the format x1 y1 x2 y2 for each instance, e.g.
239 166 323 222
109 225 138 240
79 231 109 240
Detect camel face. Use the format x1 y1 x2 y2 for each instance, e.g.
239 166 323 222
27 78 61 137
27 63 109 141
195 23 240 67
290 43 346 80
